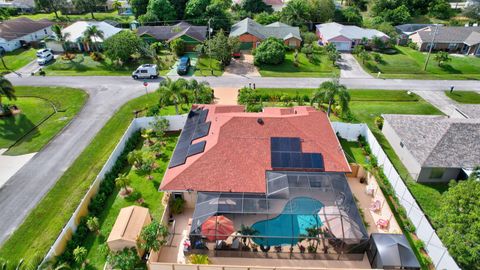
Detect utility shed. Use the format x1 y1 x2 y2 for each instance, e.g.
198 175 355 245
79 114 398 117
367 233 421 270
107 206 151 255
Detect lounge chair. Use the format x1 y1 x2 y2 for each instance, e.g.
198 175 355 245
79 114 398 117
369 200 381 212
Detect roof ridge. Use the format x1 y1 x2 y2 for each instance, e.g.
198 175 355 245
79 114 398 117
421 121 453 166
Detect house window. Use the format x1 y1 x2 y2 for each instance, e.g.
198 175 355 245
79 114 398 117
429 168 445 179
448 43 457 49
173 192 183 200
288 39 297 47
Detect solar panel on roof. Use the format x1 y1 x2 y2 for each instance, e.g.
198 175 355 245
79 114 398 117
270 137 324 171
168 108 210 169
187 141 206 157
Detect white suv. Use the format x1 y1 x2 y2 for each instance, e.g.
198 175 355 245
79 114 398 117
36 48 52 57
132 64 159 79
37 52 53 65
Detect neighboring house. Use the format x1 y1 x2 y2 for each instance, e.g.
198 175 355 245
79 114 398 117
409 25 480 55
229 18 302 50
0 17 53 51
395 24 436 45
382 114 480 183
0 0 35 12
316 22 389 52
232 0 287 11
137 22 207 51
59 21 122 52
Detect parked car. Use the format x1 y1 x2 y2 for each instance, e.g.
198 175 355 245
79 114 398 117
36 48 52 57
177 56 191 75
37 52 54 65
232 51 241 58
132 64 159 79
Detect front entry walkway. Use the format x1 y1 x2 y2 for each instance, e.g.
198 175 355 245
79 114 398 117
213 87 239 105
338 53 372 79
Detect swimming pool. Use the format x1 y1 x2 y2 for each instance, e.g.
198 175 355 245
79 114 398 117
251 197 324 246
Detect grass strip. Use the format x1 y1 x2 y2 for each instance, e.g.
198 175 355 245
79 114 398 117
444 90 480 104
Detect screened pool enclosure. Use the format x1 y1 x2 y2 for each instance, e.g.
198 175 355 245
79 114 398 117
187 172 369 260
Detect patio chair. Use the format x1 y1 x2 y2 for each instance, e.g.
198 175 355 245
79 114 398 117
369 200 381 212
230 237 241 250
376 218 389 230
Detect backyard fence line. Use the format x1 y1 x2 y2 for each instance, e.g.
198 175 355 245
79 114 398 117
332 122 461 270
43 115 187 263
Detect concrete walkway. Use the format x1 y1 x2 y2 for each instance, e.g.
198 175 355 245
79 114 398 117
338 53 372 79
0 149 36 189
213 87 239 105
415 90 480 118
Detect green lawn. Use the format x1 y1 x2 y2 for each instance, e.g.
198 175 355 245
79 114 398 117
0 89 187 264
340 138 367 165
445 90 480 104
194 56 224 76
13 11 133 23
85 135 178 269
44 53 173 76
258 52 339 77
0 86 87 155
356 46 480 80
0 48 36 74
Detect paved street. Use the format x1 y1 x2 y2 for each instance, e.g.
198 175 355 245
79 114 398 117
1 73 480 245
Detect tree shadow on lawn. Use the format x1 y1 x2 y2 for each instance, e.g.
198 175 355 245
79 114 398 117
438 63 462 74
0 114 39 147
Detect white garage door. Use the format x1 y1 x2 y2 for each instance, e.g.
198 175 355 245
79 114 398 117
331 42 351 51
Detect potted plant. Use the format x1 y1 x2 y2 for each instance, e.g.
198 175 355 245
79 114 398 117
169 197 185 215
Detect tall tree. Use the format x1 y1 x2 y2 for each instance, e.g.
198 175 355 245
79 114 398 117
104 31 143 63
138 220 169 252
144 0 177 22
205 30 236 66
34 0 67 19
463 3 480 20
0 76 14 108
157 78 189 115
130 0 149 18
280 0 311 26
204 3 232 31
169 0 188 19
73 0 107 20
184 0 211 22
438 179 480 269
82 25 104 51
241 0 273 14
115 173 131 195
308 0 335 23
311 79 350 117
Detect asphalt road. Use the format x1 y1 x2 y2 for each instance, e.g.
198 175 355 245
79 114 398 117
1 74 480 245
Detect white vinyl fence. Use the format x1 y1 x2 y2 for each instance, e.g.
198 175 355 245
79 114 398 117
332 122 461 270
44 115 187 262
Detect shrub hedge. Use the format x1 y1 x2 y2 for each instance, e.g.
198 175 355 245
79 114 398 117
57 130 142 264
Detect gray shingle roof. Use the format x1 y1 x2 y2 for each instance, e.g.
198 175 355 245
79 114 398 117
382 114 480 168
395 24 436 35
0 17 53 41
229 18 301 41
137 22 207 42
415 26 480 45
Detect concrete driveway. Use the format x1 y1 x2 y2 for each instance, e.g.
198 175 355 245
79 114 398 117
224 53 260 78
338 53 372 79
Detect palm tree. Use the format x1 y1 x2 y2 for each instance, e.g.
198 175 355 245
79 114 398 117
115 173 131 195
0 76 14 112
237 224 259 247
158 78 189 115
51 24 71 53
311 79 350 117
82 25 104 52
187 79 212 104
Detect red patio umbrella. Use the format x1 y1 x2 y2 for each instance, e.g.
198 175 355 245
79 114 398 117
201 215 235 242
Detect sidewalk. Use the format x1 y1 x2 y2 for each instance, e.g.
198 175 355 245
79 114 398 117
0 149 36 189
415 90 480 119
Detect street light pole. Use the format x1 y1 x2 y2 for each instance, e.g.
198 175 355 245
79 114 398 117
423 24 439 71
208 18 213 75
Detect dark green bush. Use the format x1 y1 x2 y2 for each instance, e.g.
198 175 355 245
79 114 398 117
254 37 286 65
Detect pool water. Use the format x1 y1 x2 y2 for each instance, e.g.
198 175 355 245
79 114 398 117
252 197 323 246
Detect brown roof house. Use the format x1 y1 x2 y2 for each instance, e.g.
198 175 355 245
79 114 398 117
382 114 480 182
107 206 152 256
409 25 480 55
137 22 207 51
0 17 53 51
229 18 301 50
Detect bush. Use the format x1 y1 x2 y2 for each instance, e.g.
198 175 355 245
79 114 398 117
89 52 104 61
374 116 384 129
62 53 76 60
170 39 186 57
372 53 382 63
104 31 144 64
169 197 185 214
253 37 286 66
188 254 210 264
407 41 418 50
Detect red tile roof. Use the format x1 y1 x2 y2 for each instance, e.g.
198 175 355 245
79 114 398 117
160 105 350 193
